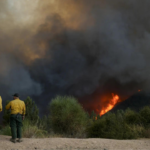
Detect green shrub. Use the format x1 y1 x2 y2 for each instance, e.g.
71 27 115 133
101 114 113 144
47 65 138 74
140 106 150 127
87 113 120 139
49 96 87 137
121 124 144 139
86 112 144 139
129 125 145 138
0 126 11 136
86 117 106 138
124 108 141 125
3 101 11 125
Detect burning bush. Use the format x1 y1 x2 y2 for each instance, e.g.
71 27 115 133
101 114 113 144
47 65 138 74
49 96 87 137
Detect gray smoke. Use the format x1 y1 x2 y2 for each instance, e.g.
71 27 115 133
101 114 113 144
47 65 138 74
0 0 150 111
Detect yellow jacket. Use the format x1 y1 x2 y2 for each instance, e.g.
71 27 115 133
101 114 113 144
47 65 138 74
6 98 26 115
0 96 2 112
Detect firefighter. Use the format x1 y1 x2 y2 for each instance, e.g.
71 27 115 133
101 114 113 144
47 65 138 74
0 96 2 112
6 93 26 143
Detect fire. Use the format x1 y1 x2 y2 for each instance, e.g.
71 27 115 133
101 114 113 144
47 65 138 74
100 93 120 116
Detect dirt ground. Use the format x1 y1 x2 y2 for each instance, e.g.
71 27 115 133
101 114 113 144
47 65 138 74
0 135 150 150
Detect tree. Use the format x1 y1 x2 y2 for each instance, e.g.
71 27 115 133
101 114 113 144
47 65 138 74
97 114 101 120
49 96 87 136
90 110 97 121
24 97 39 124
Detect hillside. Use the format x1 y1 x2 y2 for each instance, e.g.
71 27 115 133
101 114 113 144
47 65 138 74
112 91 150 112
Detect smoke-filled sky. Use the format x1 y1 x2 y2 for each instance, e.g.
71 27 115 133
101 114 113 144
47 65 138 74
0 0 150 112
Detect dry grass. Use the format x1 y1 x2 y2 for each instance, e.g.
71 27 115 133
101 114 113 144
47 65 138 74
130 125 145 138
143 128 150 138
22 120 47 138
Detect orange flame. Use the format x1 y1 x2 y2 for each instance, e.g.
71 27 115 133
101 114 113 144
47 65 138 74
100 93 120 116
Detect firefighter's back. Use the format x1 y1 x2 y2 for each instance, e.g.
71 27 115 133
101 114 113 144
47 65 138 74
9 99 25 115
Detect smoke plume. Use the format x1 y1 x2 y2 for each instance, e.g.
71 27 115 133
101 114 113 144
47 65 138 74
0 0 150 112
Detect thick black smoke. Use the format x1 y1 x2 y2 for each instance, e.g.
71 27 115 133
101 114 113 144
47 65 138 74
0 0 150 113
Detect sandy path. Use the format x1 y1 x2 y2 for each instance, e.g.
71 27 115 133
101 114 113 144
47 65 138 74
0 135 149 150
